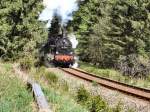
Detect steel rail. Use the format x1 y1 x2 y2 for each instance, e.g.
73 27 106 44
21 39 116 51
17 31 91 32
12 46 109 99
60 67 150 101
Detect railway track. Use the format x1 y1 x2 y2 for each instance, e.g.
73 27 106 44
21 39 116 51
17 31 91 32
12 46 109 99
60 67 150 101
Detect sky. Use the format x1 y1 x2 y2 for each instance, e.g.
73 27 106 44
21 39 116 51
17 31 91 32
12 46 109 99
39 0 79 26
39 0 79 49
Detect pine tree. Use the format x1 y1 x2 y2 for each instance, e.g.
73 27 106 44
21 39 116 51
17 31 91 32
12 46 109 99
71 0 150 69
0 0 46 61
110 0 150 57
70 0 112 66
109 0 150 75
48 14 62 37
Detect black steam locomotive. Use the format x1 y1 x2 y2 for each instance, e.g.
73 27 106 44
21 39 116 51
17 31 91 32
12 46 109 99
39 30 75 67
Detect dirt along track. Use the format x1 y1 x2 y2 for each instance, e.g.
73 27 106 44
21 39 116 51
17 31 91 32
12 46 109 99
60 67 150 101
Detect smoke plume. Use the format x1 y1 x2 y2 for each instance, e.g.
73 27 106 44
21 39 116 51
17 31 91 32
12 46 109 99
39 0 79 26
68 33 79 68
68 33 78 49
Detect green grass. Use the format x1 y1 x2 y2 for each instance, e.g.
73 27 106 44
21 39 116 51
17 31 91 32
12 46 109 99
79 62 150 89
0 63 34 112
31 67 134 112
43 87 88 112
30 67 88 112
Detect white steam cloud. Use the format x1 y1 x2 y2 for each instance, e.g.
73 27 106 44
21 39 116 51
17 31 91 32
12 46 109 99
68 33 79 68
39 0 79 26
68 33 78 49
71 56 79 68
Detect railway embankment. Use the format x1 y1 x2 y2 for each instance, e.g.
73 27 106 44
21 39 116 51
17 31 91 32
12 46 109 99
79 62 150 89
15 64 88 112
28 66 88 112
1 62 150 112
48 68 150 112
30 66 125 112
14 64 51 112
0 63 36 112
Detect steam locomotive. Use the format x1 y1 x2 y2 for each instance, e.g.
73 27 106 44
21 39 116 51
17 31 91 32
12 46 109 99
39 30 75 67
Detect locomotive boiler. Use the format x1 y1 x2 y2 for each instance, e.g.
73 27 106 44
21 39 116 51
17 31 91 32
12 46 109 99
39 29 75 67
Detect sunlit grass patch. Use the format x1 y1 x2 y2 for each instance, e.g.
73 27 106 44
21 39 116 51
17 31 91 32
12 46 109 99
79 62 150 89
29 67 88 112
43 87 88 112
0 64 34 112
30 66 135 112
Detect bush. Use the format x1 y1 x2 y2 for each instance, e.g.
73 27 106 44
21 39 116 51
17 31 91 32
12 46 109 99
76 86 90 104
45 72 58 84
117 54 150 77
19 57 34 71
86 96 109 112
76 86 113 112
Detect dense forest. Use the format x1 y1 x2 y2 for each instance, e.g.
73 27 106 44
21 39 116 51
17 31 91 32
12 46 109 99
0 0 47 61
69 0 150 76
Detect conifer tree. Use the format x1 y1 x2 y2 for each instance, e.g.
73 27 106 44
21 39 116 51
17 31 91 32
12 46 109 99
48 14 62 37
71 0 150 69
71 0 112 65
0 0 46 60
110 0 150 57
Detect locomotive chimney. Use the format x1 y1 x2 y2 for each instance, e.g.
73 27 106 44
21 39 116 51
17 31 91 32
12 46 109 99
62 26 67 38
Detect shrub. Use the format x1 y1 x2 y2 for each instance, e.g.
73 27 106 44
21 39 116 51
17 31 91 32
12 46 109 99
45 71 58 84
86 96 109 112
19 57 34 71
117 54 150 77
76 86 90 104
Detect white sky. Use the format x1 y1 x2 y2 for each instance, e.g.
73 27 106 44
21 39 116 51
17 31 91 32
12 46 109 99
39 0 78 24
39 0 79 48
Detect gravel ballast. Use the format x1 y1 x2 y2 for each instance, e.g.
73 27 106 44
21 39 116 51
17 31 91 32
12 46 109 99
48 68 150 112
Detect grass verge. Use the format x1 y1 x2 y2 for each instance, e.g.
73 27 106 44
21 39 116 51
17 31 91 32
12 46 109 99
29 67 135 112
30 67 88 112
79 62 150 89
0 63 34 112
